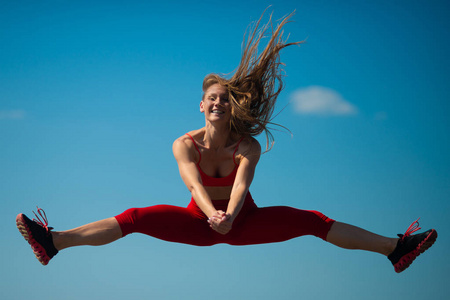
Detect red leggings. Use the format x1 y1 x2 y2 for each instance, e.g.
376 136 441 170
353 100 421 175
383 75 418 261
114 194 335 246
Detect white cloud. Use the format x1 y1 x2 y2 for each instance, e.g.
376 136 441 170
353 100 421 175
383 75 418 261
290 86 358 116
0 110 26 120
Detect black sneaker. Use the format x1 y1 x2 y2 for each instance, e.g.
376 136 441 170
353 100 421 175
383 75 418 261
16 207 58 265
388 218 437 273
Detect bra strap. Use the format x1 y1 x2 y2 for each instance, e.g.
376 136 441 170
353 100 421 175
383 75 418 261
186 133 201 163
233 137 245 166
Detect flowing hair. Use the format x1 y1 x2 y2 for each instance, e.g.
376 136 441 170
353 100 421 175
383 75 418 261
202 10 303 151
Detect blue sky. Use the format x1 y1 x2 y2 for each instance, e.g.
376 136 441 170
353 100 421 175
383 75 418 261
1 0 449 299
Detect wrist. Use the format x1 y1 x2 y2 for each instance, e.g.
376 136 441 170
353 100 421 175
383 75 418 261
205 208 218 219
225 211 236 223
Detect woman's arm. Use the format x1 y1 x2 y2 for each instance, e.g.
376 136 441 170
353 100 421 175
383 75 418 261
209 138 261 234
172 136 218 219
227 138 261 221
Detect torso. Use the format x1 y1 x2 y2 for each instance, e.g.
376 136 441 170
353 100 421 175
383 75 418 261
186 131 244 200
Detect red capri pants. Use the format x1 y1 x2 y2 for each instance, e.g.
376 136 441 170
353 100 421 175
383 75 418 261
114 193 335 246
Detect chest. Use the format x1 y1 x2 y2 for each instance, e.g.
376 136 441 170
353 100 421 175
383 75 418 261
198 148 237 178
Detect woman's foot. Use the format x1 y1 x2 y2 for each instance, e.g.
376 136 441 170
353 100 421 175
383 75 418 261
388 219 437 273
16 208 58 265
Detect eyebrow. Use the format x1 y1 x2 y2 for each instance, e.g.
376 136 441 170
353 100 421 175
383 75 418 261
207 93 228 98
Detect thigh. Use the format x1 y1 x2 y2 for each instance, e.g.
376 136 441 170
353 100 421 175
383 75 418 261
115 205 216 246
228 206 335 245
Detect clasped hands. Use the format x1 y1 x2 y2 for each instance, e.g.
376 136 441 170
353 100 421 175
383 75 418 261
207 210 233 235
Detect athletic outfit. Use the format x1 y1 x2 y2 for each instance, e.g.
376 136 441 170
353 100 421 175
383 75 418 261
114 134 335 246
15 134 438 270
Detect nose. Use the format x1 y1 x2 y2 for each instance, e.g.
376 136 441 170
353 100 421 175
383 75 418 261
213 98 224 106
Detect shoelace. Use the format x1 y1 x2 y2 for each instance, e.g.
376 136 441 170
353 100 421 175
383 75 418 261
400 218 421 241
32 207 54 233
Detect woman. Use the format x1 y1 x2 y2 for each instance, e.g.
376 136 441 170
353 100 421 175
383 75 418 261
16 11 436 273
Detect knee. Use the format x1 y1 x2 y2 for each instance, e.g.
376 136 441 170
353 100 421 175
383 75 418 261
306 210 335 240
309 210 334 223
114 207 140 237
118 207 139 224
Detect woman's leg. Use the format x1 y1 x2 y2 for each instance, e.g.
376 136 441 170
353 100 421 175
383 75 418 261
226 206 335 245
227 206 398 256
326 220 437 273
16 211 121 265
326 221 398 256
52 217 122 251
52 203 213 250
115 205 216 246
53 204 216 251
17 203 214 265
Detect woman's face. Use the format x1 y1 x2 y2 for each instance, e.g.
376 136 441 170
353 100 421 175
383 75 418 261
200 84 231 123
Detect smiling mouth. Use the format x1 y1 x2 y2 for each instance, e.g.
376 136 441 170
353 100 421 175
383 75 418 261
211 110 224 114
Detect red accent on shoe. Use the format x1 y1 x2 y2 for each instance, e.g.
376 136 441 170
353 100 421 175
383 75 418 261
401 218 421 240
16 213 53 265
32 207 53 233
393 229 437 273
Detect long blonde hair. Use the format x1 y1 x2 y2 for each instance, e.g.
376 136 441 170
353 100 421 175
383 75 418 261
203 10 302 151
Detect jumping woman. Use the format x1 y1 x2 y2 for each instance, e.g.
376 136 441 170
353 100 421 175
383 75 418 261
16 11 437 273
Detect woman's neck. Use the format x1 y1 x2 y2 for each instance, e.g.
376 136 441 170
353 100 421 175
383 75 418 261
203 123 232 149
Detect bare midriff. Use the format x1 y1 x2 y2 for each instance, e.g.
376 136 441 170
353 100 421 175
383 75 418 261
204 186 233 201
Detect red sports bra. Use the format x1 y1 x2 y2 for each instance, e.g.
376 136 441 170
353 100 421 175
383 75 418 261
186 133 243 187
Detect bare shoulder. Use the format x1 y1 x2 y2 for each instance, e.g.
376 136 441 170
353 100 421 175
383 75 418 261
173 131 202 162
173 130 198 148
240 136 261 153
236 136 261 164
173 134 191 147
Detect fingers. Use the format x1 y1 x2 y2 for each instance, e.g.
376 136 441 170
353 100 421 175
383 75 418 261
214 210 226 219
208 211 226 224
214 225 231 235
207 215 232 235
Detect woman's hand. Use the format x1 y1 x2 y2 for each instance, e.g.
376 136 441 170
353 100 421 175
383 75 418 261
208 211 233 235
